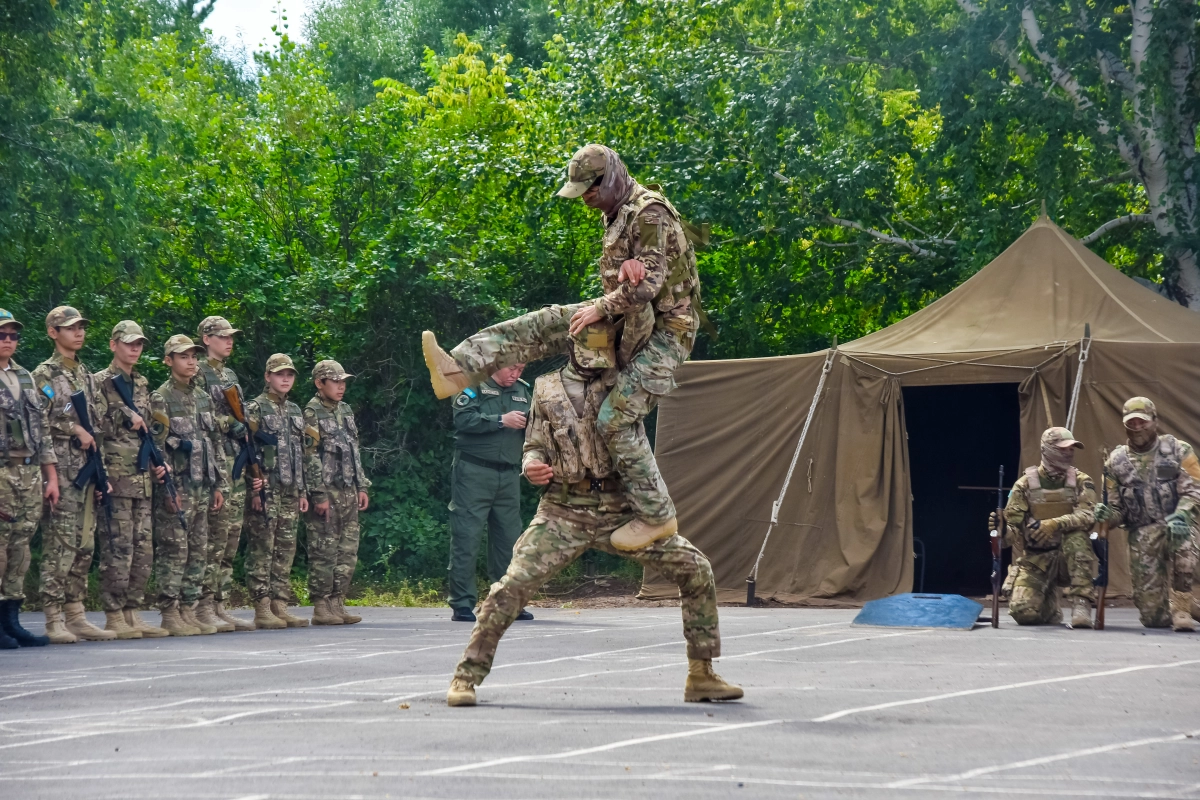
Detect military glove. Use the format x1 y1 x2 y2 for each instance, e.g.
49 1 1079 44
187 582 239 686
1027 517 1060 546
228 420 247 439
1093 503 1114 523
1165 511 1192 546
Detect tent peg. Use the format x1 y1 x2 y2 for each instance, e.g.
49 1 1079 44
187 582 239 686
746 577 756 607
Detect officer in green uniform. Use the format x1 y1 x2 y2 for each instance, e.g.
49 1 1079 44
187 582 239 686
448 363 533 622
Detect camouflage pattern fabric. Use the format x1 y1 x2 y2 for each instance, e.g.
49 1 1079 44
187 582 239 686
0 462 42 601
303 395 368 599
152 482 209 610
203 467 245 603
305 486 360 598
244 495 301 601
92 364 153 499
39 481 96 606
1127 523 1199 627
32 352 97 485
99 496 153 612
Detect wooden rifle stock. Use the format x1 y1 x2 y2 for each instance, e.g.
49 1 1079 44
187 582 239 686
222 385 269 509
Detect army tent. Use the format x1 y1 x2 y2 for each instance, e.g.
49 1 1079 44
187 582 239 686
641 213 1200 604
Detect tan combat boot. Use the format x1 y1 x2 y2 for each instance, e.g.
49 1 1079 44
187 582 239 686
159 603 200 636
215 600 256 631
311 596 343 625
1170 590 1197 632
610 517 678 552
179 602 216 635
124 608 168 638
63 602 117 641
684 659 744 702
253 596 286 629
333 595 361 624
422 331 472 400
43 604 77 644
447 677 477 707
1070 598 1093 629
103 610 142 640
271 599 309 628
196 597 235 633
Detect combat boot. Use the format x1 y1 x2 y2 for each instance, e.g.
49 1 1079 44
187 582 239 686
43 604 77 644
332 595 361 624
63 602 117 641
159 602 200 636
1 599 49 646
684 659 744 702
103 610 142 640
196 597 235 633
124 608 168 638
422 331 472 399
271 599 310 628
180 602 216 634
1170 590 1197 632
611 517 678 552
215 600 255 631
1070 598 1093 629
446 677 476 707
253 597 286 630
311 596 343 625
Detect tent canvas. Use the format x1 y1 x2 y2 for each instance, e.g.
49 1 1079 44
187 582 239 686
641 214 1200 604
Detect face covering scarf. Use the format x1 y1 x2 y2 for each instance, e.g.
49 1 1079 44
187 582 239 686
593 146 635 220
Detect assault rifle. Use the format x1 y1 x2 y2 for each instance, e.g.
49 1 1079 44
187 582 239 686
70 390 113 522
1091 447 1110 630
986 465 1005 628
223 385 271 513
109 373 186 530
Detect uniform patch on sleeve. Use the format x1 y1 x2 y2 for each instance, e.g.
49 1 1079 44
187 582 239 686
40 383 54 400
462 387 477 399
638 217 660 248
456 394 471 407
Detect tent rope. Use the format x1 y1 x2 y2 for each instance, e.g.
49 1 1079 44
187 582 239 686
838 342 1071 377
749 345 837 584
1065 325 1092 432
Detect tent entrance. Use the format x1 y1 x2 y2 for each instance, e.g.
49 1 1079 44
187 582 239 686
902 383 1021 596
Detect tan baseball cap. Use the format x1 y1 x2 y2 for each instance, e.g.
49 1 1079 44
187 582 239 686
46 306 89 328
1042 427 1083 450
197 315 241 338
1122 396 1157 423
570 321 617 370
111 320 149 344
0 309 22 329
265 353 297 373
313 359 353 381
163 334 203 357
556 144 608 198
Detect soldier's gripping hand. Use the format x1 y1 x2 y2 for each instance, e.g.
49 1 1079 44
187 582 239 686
618 258 646 286
501 410 527 430
1094 503 1114 523
988 511 1001 532
211 489 224 513
315 500 330 518
1165 511 1192 545
358 491 369 511
42 465 60 506
1027 517 1061 546
524 461 554 486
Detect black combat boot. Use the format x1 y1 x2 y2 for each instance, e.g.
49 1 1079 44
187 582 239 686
1 599 48 647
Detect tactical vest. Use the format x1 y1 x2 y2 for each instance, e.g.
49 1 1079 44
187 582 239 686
534 371 613 486
1109 435 1184 528
163 385 219 486
0 365 45 460
309 400 366 489
256 396 305 489
35 356 96 480
197 359 241 457
1024 466 1078 519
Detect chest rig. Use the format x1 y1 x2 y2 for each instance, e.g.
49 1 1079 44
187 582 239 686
0 365 45 459
1024 466 1078 519
256 395 305 489
310 401 366 489
1110 435 1183 528
163 384 218 486
535 371 613 487
197 359 240 457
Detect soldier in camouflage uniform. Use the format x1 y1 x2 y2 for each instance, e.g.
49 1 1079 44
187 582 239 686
92 321 167 639
243 353 311 629
993 428 1097 627
424 144 705 553
34 306 116 643
446 329 740 707
194 316 254 632
1095 397 1200 631
0 309 54 649
304 360 371 625
149 335 228 636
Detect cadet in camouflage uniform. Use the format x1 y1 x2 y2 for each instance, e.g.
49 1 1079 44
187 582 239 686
0 309 54 649
424 144 704 552
243 353 310 629
1095 397 1200 631
446 330 740 707
194 316 254 632
993 428 1097 627
304 360 371 625
34 306 116 643
149 335 229 636
92 321 167 639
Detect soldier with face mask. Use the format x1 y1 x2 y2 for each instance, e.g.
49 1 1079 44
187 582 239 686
992 428 1097 627
1095 397 1200 631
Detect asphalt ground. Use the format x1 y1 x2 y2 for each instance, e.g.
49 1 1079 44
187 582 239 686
1 606 1198 799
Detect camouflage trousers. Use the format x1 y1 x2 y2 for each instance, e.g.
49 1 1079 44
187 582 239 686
1128 523 1198 628
0 462 43 601
451 304 692 523
39 478 96 606
152 482 210 610
244 490 301 601
98 495 153 611
306 486 360 599
1009 531 1097 625
204 459 245 602
453 497 720 686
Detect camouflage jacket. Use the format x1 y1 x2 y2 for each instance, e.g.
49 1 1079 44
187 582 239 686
0 359 54 465
244 391 306 496
1003 466 1096 551
93 362 152 499
1105 435 1200 529
195 356 243 459
150 377 229 493
303 396 370 502
31 351 98 482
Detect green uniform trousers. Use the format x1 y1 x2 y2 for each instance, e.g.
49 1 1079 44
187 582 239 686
0 462 42 601
203 455 245 602
447 457 522 611
1128 522 1198 628
1009 531 1097 625
152 483 209 610
244 491 301 601
39 478 96 606
306 486 360 599
99 495 153 611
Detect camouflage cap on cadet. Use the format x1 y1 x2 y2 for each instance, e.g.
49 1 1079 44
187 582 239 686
556 144 608 198
0 309 22 329
570 321 617 371
46 306 89 328
1122 396 1157 423
197 315 241 338
265 353 297 374
313 359 353 381
110 320 149 344
1042 427 1084 450
163 334 203 357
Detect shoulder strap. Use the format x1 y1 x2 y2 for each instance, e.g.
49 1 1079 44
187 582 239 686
1066 466 1077 488
1024 466 1041 491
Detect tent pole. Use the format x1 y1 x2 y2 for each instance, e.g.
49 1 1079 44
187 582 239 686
747 338 838 606
1065 323 1092 432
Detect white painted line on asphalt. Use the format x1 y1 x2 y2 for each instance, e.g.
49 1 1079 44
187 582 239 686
813 659 1200 722
723 629 931 661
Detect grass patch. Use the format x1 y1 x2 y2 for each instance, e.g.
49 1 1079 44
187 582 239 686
346 580 445 608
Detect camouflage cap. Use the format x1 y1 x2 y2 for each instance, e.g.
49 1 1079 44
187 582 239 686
0 309 22 330
110 320 149 344
570 321 617 371
265 353 297 374
46 306 89 328
163 334 203 357
197 315 241 338
556 144 607 198
1042 427 1083 450
313 359 353 381
1122 396 1157 423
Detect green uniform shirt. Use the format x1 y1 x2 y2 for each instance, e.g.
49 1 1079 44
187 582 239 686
452 377 530 465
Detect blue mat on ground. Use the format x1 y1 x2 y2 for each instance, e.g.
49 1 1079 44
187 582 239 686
852 593 984 630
